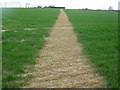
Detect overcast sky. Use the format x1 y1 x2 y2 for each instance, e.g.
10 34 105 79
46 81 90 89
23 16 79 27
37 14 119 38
0 0 119 10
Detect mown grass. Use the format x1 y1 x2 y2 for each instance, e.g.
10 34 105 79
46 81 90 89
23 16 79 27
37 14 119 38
65 9 118 88
2 8 59 88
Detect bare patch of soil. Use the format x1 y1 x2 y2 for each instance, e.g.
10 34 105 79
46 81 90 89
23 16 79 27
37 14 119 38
1 30 9 32
24 27 52 31
23 9 106 88
24 28 37 31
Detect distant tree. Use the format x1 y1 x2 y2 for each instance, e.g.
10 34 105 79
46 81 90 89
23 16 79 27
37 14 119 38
85 8 89 10
25 3 30 8
49 4 55 8
28 4 30 8
37 5 42 8
108 6 113 10
25 3 28 8
44 6 48 8
97 9 101 11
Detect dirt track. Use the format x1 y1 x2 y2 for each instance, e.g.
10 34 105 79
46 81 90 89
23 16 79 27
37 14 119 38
23 9 105 88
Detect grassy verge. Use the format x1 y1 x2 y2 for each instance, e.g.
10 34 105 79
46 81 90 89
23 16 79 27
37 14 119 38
65 9 118 88
2 8 59 88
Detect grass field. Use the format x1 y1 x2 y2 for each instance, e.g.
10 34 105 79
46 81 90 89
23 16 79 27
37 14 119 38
2 8 59 88
65 9 118 88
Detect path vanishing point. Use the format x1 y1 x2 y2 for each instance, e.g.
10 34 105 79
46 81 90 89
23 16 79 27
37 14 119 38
23 9 106 88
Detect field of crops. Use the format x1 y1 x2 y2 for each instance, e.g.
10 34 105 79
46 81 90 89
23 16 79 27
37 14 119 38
2 8 118 88
65 9 118 87
2 8 59 88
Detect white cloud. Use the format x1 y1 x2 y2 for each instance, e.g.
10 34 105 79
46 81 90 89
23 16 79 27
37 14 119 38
0 0 119 10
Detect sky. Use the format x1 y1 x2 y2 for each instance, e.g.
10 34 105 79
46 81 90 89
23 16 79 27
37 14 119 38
0 0 119 10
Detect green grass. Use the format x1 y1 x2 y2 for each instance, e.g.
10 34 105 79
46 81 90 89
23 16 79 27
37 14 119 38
0 8 2 89
2 8 59 88
65 9 118 88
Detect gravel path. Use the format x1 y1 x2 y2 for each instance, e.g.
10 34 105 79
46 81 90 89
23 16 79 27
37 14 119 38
23 9 105 88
